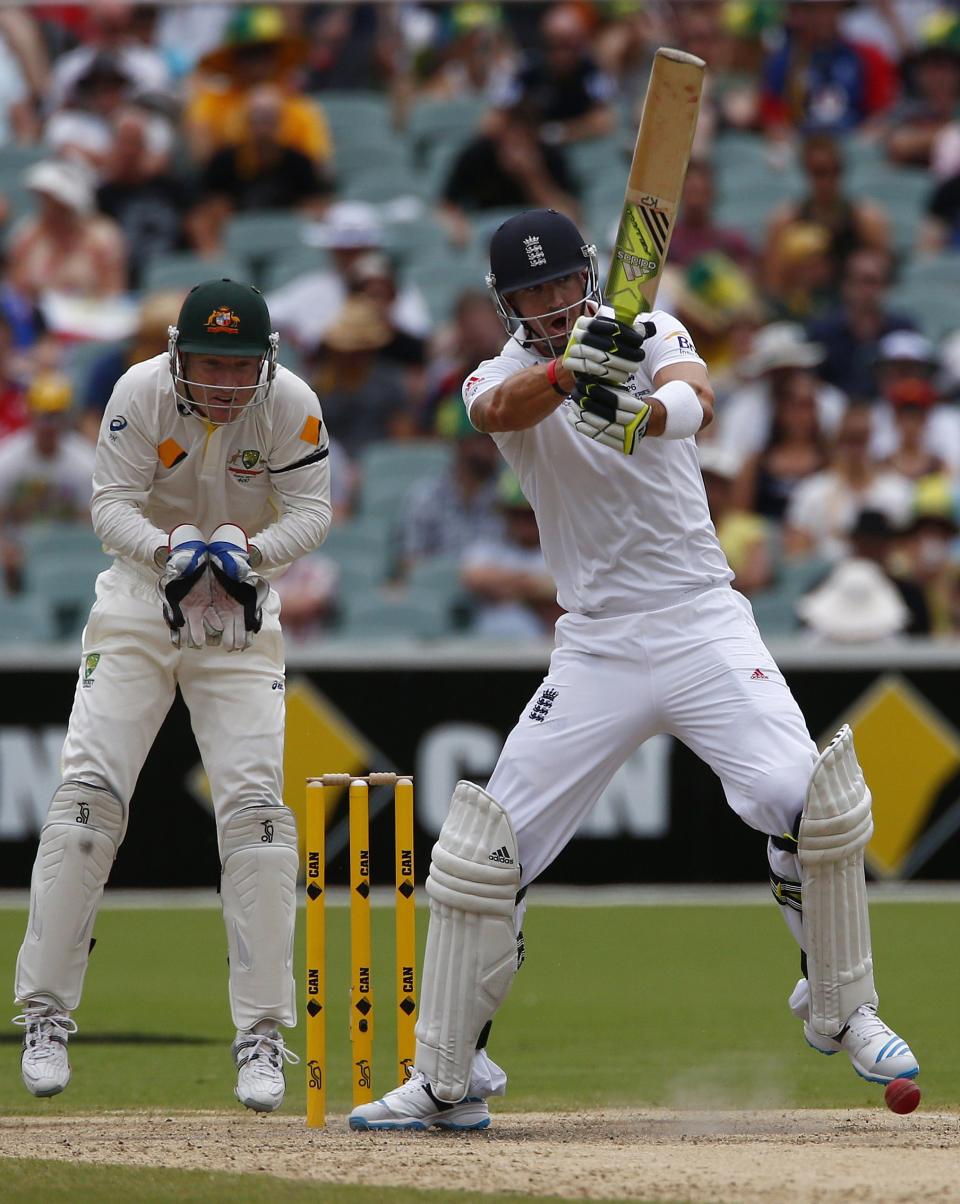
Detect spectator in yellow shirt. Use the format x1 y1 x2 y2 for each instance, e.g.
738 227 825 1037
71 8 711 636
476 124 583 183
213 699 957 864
185 6 332 168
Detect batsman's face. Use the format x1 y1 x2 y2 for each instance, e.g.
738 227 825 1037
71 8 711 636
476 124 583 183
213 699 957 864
183 353 261 423
507 271 587 356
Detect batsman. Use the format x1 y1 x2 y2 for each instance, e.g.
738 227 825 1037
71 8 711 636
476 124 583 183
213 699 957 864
349 206 919 1131
14 279 332 1113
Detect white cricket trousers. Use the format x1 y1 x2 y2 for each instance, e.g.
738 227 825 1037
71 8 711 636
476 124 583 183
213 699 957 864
17 560 292 1025
490 586 815 938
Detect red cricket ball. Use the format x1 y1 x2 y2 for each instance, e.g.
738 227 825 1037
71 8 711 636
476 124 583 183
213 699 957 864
884 1076 921 1115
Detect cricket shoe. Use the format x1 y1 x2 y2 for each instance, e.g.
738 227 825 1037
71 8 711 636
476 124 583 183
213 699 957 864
805 1003 919 1084
14 1005 77 1097
348 1070 491 1131
233 1028 300 1113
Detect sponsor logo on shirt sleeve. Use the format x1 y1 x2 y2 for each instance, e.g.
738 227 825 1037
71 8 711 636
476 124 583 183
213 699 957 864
665 330 699 356
463 374 485 403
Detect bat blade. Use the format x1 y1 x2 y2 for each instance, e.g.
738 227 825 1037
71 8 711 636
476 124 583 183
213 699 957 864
605 48 705 324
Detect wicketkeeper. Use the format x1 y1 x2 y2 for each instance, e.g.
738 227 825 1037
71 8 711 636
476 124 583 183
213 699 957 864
14 279 332 1112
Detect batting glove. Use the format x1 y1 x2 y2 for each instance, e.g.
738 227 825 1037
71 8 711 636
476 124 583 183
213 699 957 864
206 524 268 652
562 305 655 386
158 524 210 649
566 379 652 455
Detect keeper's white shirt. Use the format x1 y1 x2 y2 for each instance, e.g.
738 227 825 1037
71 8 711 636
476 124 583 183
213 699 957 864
462 311 732 616
92 353 332 577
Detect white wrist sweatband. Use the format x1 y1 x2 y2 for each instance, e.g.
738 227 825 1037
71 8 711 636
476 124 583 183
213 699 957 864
652 379 703 439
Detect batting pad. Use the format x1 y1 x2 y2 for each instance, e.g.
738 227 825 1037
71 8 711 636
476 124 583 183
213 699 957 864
15 781 126 1009
799 726 877 1036
221 803 298 1030
415 780 521 1103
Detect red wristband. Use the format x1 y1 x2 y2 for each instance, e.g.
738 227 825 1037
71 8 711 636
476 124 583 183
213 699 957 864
545 357 566 396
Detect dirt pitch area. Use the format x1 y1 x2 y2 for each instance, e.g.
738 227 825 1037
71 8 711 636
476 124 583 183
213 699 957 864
3 1109 959 1202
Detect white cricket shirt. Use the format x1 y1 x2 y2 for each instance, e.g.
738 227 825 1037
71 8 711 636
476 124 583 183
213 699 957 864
92 353 332 578
462 311 733 616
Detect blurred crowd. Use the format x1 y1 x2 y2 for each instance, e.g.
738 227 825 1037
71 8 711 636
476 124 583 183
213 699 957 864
4 0 960 644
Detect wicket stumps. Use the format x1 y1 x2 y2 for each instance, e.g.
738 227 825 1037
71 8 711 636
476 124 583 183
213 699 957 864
305 773 416 1128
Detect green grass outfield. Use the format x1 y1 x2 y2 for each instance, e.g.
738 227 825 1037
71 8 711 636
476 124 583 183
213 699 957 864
1 899 956 1114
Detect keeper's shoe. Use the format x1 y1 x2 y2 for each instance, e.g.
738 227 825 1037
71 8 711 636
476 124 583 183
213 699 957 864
348 1070 491 1131
14 1005 77 1098
233 1028 300 1113
805 1003 919 1084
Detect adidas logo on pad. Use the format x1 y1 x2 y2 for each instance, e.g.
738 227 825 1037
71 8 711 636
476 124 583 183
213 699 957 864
488 846 514 864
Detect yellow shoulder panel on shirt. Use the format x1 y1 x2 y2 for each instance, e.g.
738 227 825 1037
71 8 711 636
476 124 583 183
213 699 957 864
299 415 321 445
158 437 187 468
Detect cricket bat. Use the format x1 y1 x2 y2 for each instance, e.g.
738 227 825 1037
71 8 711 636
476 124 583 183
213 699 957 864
604 48 705 324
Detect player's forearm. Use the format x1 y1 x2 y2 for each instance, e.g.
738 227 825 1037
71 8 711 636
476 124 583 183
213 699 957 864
471 360 576 433
91 489 168 568
250 493 333 572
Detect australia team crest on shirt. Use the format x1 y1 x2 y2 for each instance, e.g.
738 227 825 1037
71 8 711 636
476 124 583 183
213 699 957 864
228 448 265 484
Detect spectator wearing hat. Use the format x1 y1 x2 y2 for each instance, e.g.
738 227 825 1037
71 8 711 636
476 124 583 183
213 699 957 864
460 469 560 639
44 52 174 174
712 321 846 469
806 247 915 400
46 3 171 117
488 4 616 147
764 222 836 322
890 476 960 634
185 6 331 167
418 3 514 101
881 379 950 480
189 83 332 257
868 329 960 470
399 402 504 580
0 372 96 590
765 135 889 299
847 507 930 635
760 1 897 139
267 201 430 351
732 369 831 522
309 295 414 464
8 160 127 301
796 558 909 643
784 403 914 562
698 443 773 597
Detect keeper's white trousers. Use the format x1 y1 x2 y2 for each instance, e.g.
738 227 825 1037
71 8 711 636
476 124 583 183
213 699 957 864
17 560 293 1026
62 562 286 832
490 586 815 937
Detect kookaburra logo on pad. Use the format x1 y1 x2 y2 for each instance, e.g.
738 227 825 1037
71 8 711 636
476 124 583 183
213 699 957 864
524 235 546 268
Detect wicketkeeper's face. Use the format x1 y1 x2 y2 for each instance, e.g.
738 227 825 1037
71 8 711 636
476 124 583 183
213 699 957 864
506 270 588 356
183 353 262 423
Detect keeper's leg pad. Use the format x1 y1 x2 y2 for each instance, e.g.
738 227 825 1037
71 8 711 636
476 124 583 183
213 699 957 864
15 781 126 1009
221 803 298 1030
415 780 521 1103
798 726 877 1036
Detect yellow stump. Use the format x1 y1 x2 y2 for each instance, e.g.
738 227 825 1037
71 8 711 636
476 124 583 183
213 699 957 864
394 777 416 1086
349 779 374 1106
305 781 326 1128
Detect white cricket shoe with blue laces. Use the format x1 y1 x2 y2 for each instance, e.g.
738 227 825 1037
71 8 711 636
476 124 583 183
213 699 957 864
805 1003 919 1084
349 1070 491 1131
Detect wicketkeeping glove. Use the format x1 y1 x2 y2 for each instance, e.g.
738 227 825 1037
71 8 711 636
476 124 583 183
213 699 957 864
206 524 269 652
158 524 210 649
566 378 652 455
562 305 656 386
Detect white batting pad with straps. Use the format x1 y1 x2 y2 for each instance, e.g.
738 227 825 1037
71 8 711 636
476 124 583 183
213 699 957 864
15 781 126 1009
798 725 878 1036
415 780 521 1103
221 803 299 1030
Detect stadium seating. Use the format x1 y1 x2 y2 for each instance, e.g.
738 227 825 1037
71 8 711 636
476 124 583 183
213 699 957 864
142 253 249 292
357 440 453 518
0 592 57 643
